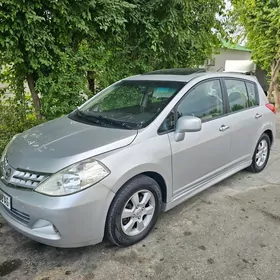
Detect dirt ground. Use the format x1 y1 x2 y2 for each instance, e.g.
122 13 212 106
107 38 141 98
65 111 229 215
1 116 280 280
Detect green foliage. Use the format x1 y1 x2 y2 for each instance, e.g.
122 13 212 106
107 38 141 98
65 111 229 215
231 0 280 71
230 0 280 107
1 0 225 121
36 45 91 119
0 0 135 118
99 0 225 86
0 96 42 153
0 0 133 71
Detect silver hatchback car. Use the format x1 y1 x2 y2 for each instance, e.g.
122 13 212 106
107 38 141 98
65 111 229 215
0 69 276 248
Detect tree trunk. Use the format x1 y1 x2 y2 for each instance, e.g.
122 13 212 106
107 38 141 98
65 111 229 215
274 82 280 109
27 73 42 120
267 90 272 101
268 59 280 104
87 71 96 94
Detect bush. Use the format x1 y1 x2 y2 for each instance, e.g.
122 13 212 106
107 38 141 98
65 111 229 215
36 45 93 120
0 97 43 154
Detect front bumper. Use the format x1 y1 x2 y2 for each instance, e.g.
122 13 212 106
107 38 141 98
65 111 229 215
0 180 115 247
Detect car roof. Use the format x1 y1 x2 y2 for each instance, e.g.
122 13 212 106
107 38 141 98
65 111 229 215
123 68 259 83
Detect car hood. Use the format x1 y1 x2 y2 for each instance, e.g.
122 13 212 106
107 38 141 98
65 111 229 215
6 116 138 173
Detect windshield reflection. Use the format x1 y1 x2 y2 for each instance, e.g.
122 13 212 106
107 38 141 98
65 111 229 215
71 80 186 129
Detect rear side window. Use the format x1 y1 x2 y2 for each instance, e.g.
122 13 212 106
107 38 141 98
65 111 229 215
246 82 259 106
224 79 248 112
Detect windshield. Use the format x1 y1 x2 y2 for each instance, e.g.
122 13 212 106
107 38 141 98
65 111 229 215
70 80 186 129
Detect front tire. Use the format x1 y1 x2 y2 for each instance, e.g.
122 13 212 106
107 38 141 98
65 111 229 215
105 175 162 247
247 133 270 173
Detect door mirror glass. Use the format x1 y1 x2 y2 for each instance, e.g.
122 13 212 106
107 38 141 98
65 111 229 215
175 116 201 141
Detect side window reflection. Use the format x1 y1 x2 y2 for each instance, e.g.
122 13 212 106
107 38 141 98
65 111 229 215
177 80 224 122
224 79 249 112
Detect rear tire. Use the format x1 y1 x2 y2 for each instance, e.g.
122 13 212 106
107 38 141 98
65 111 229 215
105 175 162 247
247 133 270 173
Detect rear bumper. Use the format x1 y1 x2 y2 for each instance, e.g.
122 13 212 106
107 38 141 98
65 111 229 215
0 180 115 248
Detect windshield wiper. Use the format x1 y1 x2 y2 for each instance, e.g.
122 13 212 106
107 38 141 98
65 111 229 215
76 109 102 125
76 109 133 130
95 115 133 130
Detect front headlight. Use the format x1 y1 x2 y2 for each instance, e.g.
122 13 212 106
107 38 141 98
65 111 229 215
35 158 110 196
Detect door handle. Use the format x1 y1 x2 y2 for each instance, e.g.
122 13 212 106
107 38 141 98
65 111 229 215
219 125 230 132
255 113 262 119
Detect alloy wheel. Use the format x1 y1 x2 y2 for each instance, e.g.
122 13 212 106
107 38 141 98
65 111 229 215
121 190 156 236
255 139 268 167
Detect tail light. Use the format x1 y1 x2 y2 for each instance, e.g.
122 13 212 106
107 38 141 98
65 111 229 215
265 103 276 114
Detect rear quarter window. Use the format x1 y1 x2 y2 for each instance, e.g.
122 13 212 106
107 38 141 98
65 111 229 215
246 82 259 106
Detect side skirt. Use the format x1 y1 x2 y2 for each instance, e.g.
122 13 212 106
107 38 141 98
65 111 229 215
162 160 251 212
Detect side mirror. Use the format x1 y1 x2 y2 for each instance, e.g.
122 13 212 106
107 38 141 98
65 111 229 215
174 116 202 142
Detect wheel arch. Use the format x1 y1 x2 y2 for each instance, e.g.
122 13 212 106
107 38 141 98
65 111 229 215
263 129 273 146
253 124 275 156
141 171 167 203
106 164 172 203
111 171 169 204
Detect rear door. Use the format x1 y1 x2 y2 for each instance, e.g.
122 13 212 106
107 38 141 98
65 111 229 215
221 78 262 164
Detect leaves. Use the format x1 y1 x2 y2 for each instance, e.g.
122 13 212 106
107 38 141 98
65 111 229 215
231 0 280 71
230 0 280 107
0 94 42 153
1 0 224 120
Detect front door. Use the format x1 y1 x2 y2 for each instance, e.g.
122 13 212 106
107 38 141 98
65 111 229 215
168 79 231 196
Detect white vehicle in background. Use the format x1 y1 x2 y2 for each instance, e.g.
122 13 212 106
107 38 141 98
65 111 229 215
223 60 273 102
224 60 256 74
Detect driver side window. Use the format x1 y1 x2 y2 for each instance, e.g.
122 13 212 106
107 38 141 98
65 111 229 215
177 80 224 122
159 80 225 133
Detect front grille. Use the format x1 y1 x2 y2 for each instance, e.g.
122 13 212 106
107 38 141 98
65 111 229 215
1 155 50 190
10 170 47 189
3 206 30 225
